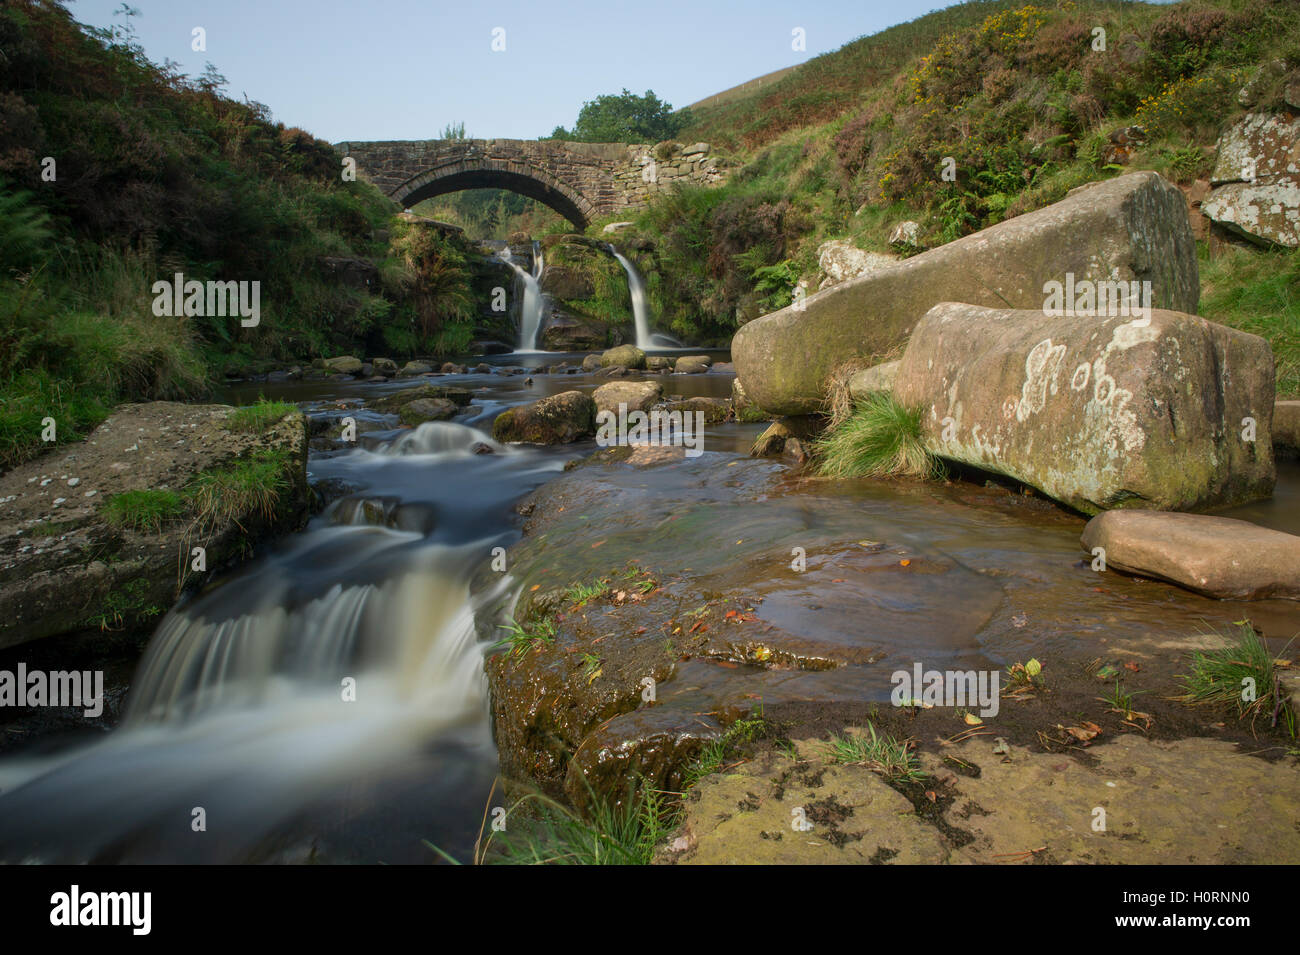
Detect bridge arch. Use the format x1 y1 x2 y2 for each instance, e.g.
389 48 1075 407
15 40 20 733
393 158 596 229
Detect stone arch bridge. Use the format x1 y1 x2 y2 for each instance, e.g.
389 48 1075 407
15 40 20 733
336 138 724 229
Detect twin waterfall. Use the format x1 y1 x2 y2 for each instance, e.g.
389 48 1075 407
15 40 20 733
499 241 655 353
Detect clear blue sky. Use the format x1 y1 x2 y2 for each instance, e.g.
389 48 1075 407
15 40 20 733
67 0 973 142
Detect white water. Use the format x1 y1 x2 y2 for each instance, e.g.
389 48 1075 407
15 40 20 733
499 244 546 353
608 245 653 350
0 420 554 862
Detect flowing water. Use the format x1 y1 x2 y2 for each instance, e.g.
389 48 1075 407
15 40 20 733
608 246 657 350
0 405 579 862
0 362 1297 863
499 245 546 353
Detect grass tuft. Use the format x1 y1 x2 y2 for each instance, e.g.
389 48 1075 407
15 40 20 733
826 723 925 782
184 449 292 530
1177 622 1296 736
813 393 941 480
101 489 186 533
225 398 297 433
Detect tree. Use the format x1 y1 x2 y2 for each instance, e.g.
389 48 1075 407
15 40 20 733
550 89 691 144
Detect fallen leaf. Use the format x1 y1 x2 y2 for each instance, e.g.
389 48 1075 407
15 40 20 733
591 540 605 549
963 713 983 725
1025 658 1042 678
725 610 738 619
1124 661 1140 672
1063 721 1102 742
900 559 911 567
993 738 1010 755
831 578 846 583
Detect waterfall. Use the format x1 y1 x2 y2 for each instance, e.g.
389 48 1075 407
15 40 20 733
0 419 565 862
498 245 545 353
608 245 653 350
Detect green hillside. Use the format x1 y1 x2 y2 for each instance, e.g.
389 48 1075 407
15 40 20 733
594 0 1299 390
0 0 480 468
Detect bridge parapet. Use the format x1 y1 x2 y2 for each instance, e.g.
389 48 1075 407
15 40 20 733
336 138 725 228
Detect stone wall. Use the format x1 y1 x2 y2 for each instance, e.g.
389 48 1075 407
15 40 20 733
336 138 726 227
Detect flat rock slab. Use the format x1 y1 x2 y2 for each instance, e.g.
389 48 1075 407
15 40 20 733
733 171 1199 415
0 401 309 648
1081 510 1300 599
668 734 1300 864
893 304 1275 513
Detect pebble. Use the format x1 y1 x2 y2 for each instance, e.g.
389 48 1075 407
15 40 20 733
67 477 80 487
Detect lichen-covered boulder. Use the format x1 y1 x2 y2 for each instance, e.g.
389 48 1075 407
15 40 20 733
733 172 1199 416
891 303 1276 514
492 391 596 445
1202 112 1300 247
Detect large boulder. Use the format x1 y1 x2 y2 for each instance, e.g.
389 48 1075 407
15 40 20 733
733 172 1199 416
600 345 646 370
541 310 607 351
593 380 663 416
1081 511 1300 600
891 304 1275 514
1202 113 1300 247
492 391 596 445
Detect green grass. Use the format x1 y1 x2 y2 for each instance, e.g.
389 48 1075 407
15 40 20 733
225 398 297 433
494 616 558 656
826 723 926 782
438 782 675 866
184 449 292 530
1177 622 1295 735
813 393 941 480
683 716 767 789
563 578 610 607
101 489 186 533
1098 680 1147 718
1198 242 1300 399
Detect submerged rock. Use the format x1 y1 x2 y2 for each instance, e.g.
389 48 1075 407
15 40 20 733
1081 510 1300 599
892 304 1275 513
492 391 596 445
733 171 1199 416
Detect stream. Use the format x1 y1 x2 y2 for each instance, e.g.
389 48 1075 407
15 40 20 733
0 354 1296 863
